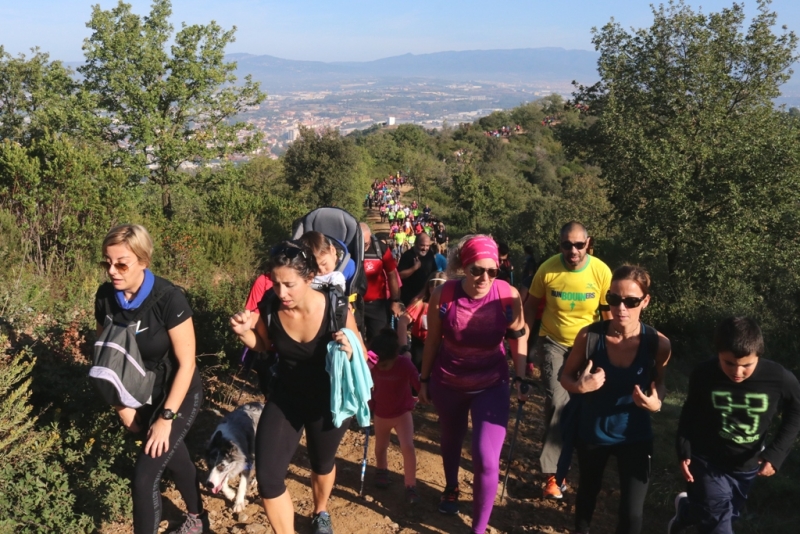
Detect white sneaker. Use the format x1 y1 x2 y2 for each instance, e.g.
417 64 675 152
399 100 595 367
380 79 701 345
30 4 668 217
667 492 688 534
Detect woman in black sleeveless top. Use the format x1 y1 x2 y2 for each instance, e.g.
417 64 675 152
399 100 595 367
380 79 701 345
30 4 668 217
560 265 672 534
230 241 362 534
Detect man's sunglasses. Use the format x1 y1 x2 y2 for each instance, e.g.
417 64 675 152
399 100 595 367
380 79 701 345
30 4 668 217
469 266 499 278
606 292 645 308
98 261 131 273
561 241 587 251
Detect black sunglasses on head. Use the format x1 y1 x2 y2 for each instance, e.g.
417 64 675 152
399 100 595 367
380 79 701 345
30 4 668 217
271 242 306 260
561 240 587 251
469 266 499 278
606 292 645 308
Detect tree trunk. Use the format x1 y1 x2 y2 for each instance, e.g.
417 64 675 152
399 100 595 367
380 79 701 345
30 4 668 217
162 187 174 220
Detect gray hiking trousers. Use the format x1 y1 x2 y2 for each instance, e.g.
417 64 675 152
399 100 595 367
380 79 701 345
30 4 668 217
534 336 571 475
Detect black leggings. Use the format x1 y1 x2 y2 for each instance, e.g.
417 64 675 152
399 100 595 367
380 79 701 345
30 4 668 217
575 439 652 534
256 398 350 499
132 380 204 534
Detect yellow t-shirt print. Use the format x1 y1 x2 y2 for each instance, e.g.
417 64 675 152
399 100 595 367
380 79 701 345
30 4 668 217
530 254 612 346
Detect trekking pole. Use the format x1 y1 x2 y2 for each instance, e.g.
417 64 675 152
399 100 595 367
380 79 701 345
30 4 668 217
224 348 247 406
501 381 531 502
359 426 370 497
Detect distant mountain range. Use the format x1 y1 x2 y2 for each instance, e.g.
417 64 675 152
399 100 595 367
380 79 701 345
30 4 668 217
227 48 602 91
65 47 800 105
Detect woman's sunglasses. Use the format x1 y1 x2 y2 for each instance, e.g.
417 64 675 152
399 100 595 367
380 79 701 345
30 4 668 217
469 266 499 278
606 292 645 308
98 261 131 273
271 243 307 259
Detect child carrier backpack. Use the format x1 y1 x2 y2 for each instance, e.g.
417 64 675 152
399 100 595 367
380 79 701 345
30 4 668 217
89 285 172 409
291 206 367 333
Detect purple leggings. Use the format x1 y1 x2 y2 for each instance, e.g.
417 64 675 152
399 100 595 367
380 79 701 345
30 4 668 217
431 379 509 534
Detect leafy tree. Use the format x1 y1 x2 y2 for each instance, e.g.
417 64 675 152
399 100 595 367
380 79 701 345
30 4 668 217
80 0 265 217
404 151 446 205
510 102 546 131
0 134 134 274
283 126 371 217
565 0 800 303
358 130 401 176
391 124 431 154
539 94 565 115
0 47 96 146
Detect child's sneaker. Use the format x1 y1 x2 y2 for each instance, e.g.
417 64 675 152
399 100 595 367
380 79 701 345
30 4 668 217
438 485 460 514
375 468 391 489
168 511 209 533
543 475 564 500
667 492 688 534
406 485 420 505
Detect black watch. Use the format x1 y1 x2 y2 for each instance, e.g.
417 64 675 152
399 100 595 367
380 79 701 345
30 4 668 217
160 409 179 421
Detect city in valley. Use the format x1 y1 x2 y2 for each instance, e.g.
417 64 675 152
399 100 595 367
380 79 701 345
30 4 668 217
236 79 574 158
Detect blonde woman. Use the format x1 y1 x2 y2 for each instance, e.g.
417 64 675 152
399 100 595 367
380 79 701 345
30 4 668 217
95 224 205 534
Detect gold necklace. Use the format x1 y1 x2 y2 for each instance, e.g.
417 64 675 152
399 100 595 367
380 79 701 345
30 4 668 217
612 323 640 338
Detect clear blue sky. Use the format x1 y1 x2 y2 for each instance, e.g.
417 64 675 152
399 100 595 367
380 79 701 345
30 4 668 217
1 0 798 62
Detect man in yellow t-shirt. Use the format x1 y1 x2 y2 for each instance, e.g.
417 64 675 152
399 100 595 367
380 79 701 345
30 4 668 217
524 221 612 500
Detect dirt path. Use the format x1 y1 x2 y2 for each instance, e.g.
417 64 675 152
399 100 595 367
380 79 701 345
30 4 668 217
104 187 626 534
145 372 584 534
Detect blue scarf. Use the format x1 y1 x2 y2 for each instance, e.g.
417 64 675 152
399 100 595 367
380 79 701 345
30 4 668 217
115 269 155 310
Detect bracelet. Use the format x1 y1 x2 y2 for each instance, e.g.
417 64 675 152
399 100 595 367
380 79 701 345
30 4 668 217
420 376 431 383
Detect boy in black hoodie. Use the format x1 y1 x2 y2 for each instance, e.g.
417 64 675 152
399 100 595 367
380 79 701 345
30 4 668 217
668 317 800 533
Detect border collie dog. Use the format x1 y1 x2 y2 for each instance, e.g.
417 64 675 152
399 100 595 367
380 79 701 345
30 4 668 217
205 402 264 512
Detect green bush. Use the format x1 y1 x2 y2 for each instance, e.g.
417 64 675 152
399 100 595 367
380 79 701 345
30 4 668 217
0 340 95 532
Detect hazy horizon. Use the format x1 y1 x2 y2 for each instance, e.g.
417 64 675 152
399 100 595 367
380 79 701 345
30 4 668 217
2 0 798 63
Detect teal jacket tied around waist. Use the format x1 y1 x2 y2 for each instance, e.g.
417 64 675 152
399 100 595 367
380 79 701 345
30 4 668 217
326 328 373 428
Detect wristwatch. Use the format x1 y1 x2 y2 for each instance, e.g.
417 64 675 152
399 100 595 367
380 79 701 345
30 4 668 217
160 409 179 421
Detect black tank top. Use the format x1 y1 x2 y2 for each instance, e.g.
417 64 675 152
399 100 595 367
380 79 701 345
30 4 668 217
267 296 332 404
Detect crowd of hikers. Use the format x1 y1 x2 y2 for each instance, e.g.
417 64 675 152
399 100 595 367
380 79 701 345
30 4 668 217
484 125 522 137
90 175 800 534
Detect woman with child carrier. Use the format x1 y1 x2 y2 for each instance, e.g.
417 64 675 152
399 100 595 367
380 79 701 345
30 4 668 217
94 224 206 534
229 240 364 534
418 235 528 534
559 265 672 534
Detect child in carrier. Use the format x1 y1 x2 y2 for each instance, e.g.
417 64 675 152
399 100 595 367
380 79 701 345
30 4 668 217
298 231 356 293
369 328 421 504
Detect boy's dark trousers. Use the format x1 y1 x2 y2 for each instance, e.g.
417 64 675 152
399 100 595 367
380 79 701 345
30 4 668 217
674 455 759 534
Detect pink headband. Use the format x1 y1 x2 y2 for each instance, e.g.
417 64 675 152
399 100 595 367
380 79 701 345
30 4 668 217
460 236 499 267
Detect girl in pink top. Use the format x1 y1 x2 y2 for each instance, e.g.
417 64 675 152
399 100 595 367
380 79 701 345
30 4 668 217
369 328 422 504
